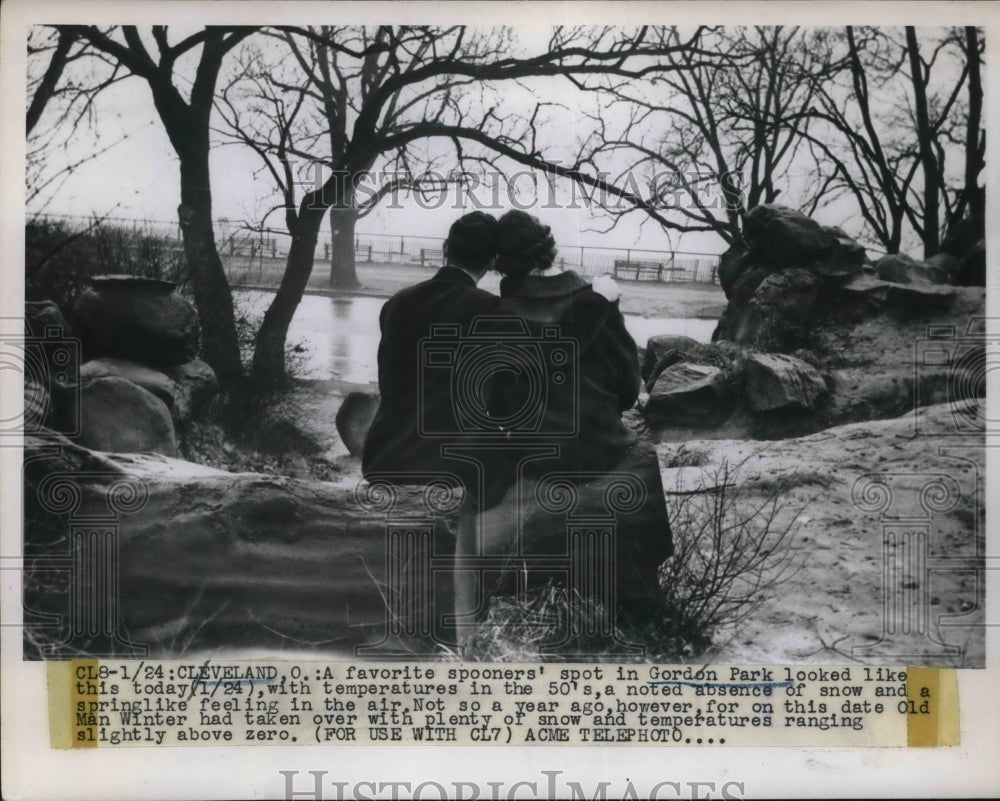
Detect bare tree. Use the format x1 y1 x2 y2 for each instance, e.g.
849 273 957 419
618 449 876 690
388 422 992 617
951 25 984 233
59 25 257 389
214 25 713 389
563 27 836 250
216 26 500 291
790 26 975 255
26 27 133 210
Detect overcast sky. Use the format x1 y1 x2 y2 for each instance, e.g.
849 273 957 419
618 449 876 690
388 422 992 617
22 18 978 260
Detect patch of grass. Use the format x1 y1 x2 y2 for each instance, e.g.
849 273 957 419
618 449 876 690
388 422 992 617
663 445 710 468
744 469 836 495
455 455 806 661
658 457 806 653
454 583 692 662
179 419 341 481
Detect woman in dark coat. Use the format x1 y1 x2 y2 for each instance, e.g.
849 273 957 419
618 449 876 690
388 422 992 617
454 210 673 637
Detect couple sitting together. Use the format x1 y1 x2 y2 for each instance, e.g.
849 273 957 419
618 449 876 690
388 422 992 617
363 210 673 639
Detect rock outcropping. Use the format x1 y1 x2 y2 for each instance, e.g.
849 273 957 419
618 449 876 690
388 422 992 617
23 436 462 657
639 203 985 440
32 275 219 456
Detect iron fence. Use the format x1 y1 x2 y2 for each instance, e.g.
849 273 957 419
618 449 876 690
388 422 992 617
29 213 723 285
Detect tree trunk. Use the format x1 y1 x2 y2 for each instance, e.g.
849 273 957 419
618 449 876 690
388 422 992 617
964 26 985 232
905 27 940 259
177 151 244 388
26 30 78 136
328 206 361 288
250 206 326 389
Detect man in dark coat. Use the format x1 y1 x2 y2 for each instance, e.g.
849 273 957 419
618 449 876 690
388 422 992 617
362 212 501 502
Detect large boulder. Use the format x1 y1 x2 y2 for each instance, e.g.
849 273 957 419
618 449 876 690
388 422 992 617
644 362 731 427
25 300 69 336
22 300 79 411
822 226 867 263
744 353 828 412
925 252 961 281
743 204 837 268
72 275 199 368
71 376 178 456
814 226 865 282
716 242 749 299
642 334 733 387
884 282 955 315
80 357 177 409
335 391 380 457
718 268 821 351
22 448 464 656
837 274 955 316
22 302 75 433
875 253 931 284
166 358 218 423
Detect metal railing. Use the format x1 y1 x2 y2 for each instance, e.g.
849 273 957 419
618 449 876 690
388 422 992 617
29 213 723 285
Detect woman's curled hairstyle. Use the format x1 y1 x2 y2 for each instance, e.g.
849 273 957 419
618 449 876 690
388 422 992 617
496 210 558 279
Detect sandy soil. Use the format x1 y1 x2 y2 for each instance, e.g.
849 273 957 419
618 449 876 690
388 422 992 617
658 402 985 668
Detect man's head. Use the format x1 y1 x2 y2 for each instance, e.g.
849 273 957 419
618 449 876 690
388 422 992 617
444 211 500 279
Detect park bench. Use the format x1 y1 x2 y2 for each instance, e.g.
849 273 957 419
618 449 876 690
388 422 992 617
420 248 445 268
227 236 277 258
323 242 373 262
611 259 659 281
612 259 692 282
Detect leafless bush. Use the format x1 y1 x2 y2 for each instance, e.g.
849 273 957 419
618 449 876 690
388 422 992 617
658 456 806 652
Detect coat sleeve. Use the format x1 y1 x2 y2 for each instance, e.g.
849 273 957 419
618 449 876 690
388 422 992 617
601 299 641 412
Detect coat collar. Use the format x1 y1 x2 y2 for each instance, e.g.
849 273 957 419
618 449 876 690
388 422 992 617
433 265 478 286
500 269 588 298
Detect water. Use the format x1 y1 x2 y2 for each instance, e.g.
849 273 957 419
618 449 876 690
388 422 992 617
236 291 717 384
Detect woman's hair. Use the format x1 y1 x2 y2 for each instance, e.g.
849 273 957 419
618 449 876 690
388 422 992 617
495 210 558 279
443 211 500 271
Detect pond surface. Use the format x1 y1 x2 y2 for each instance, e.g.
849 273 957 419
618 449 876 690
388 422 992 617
236 291 717 384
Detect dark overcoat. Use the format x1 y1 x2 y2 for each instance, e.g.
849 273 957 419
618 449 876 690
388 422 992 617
362 266 500 499
484 270 674 621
